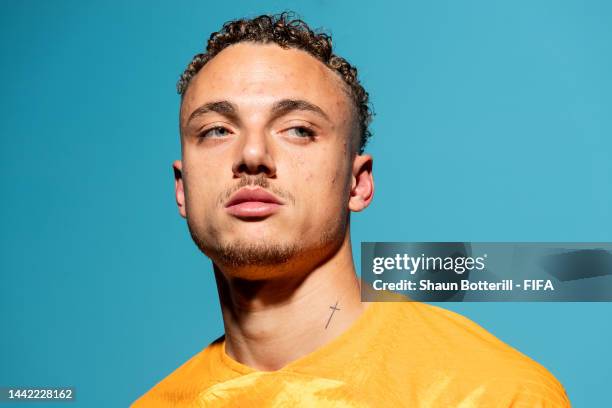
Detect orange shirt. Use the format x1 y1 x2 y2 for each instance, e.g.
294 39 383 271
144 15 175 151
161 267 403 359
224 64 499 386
133 302 571 407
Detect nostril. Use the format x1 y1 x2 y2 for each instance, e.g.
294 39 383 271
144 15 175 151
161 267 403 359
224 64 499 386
232 144 277 177
233 162 275 177
257 164 274 175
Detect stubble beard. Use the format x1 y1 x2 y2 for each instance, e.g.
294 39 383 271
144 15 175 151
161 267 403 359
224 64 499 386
185 174 349 272
187 217 346 270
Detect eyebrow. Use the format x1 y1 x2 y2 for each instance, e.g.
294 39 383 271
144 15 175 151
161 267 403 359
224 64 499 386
185 98 331 127
269 99 330 122
187 101 239 125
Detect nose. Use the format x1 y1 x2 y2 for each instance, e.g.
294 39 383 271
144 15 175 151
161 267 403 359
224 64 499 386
231 130 277 177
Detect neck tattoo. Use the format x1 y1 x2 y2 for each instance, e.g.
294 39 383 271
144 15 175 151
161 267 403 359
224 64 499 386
325 300 341 329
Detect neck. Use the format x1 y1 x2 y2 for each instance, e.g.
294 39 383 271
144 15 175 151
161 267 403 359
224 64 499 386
213 230 366 371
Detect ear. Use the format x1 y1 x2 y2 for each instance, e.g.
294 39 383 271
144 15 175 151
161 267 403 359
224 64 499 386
348 154 374 212
173 160 187 218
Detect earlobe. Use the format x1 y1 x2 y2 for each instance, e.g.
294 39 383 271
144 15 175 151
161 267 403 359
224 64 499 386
173 160 187 218
348 155 374 212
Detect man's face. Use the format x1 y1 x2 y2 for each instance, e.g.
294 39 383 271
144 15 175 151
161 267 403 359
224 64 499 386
175 43 372 279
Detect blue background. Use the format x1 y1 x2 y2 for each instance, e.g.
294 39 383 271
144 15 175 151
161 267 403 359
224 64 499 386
1 1 610 406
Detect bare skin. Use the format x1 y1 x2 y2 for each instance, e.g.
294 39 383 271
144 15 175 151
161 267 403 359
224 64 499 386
173 43 374 371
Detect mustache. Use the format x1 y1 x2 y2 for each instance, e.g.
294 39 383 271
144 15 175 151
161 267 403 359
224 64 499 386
218 174 296 206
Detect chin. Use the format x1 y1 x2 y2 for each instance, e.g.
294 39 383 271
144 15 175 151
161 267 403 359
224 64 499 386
226 218 292 238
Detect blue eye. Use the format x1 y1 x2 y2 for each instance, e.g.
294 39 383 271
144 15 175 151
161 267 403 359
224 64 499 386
201 127 230 138
287 127 315 138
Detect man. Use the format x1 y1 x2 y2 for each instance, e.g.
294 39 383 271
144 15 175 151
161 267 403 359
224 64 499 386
134 13 570 407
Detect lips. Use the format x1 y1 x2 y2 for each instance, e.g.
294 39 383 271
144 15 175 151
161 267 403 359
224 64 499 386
225 187 284 218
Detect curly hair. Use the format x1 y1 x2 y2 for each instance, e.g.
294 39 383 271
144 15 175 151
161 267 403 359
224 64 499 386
177 12 373 153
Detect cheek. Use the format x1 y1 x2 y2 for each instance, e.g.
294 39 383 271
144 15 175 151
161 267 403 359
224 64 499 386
292 151 333 187
300 165 350 213
182 162 219 213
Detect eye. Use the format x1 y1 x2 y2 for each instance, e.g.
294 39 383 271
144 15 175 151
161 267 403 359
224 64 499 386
200 126 231 138
285 126 315 139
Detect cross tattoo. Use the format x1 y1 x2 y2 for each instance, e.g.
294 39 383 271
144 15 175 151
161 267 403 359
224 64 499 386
325 300 341 329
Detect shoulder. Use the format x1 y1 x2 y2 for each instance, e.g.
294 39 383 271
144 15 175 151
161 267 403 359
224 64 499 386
131 337 229 407
375 302 571 406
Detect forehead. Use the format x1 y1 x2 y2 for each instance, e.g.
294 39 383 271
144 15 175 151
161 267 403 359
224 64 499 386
180 43 354 125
